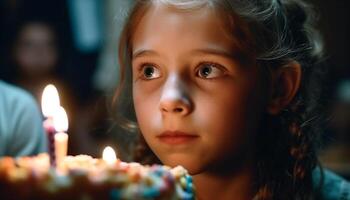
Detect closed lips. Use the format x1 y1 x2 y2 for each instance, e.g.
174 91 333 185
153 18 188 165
157 131 199 144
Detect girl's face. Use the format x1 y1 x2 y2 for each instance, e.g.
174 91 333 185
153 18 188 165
132 5 266 174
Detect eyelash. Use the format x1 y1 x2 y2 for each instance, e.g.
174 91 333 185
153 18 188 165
195 62 227 79
136 62 161 80
135 61 227 80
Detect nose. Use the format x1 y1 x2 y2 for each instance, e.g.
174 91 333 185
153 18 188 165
159 75 192 116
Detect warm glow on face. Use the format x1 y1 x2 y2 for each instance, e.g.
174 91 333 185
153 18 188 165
41 84 60 117
53 106 69 132
102 146 117 165
131 6 262 174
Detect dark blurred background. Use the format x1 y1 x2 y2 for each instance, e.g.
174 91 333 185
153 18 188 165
0 0 349 178
0 0 134 161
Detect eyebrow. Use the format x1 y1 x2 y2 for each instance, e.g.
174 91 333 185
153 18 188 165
132 49 159 59
190 48 236 60
192 48 251 66
132 48 236 60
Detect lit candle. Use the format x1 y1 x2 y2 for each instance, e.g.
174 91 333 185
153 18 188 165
102 146 117 166
41 84 60 167
53 106 69 171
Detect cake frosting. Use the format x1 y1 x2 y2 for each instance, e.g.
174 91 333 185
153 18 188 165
0 153 195 200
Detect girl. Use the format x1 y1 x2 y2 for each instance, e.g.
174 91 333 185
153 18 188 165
114 0 350 199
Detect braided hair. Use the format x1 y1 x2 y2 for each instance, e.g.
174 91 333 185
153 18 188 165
250 1 326 199
114 0 327 199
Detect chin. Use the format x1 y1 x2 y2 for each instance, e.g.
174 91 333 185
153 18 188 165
159 154 204 175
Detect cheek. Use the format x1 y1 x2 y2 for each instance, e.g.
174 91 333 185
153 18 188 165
197 81 255 122
195 92 250 139
42 49 57 67
16 49 33 67
194 81 263 149
133 85 162 135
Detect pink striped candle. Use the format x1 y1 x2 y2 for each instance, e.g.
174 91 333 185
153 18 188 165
43 117 56 167
41 84 60 167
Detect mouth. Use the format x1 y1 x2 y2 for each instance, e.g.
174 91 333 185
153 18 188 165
157 131 199 145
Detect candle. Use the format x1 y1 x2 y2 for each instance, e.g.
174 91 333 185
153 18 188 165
102 146 117 166
41 84 60 117
53 106 69 171
41 84 60 167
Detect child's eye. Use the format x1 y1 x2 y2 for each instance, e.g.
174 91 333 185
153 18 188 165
141 64 161 80
197 63 225 79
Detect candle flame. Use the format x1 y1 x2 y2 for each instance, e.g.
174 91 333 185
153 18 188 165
53 106 69 132
41 84 60 117
102 146 117 165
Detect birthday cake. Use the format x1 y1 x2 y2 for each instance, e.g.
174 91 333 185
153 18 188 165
0 153 194 200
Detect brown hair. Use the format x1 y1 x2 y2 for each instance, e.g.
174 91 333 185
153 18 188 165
113 0 328 199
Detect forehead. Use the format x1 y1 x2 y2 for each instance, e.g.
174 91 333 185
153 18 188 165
19 23 54 41
131 4 241 54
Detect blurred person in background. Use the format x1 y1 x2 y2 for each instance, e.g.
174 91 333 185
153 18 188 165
0 80 47 157
0 0 112 157
8 19 79 154
319 79 350 179
11 20 62 102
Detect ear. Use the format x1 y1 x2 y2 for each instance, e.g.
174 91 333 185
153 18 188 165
267 61 302 115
